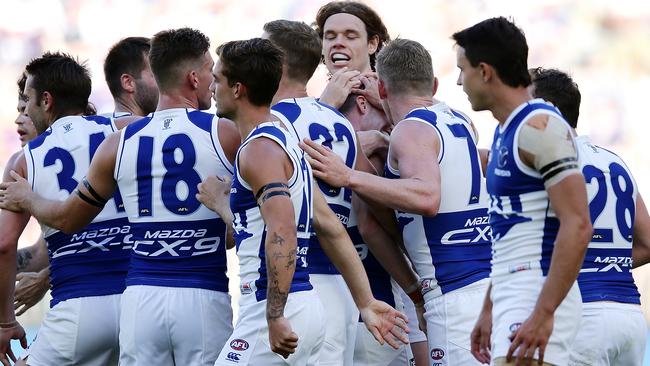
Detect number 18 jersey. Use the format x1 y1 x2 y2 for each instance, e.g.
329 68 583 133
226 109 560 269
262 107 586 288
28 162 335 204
115 108 232 292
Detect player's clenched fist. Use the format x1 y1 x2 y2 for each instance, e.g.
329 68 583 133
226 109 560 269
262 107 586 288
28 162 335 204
268 317 299 359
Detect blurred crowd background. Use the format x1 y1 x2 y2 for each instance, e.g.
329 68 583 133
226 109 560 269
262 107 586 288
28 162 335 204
1 0 649 353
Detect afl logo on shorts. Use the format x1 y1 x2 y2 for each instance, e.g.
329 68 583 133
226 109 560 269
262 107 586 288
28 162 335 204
431 348 445 360
230 339 249 351
509 322 522 333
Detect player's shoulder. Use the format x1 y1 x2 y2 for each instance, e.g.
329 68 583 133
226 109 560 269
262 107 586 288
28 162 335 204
2 149 27 180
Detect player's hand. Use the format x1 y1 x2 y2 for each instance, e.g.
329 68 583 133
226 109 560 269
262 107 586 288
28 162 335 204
0 322 27 366
470 305 492 364
506 309 553 366
319 67 361 108
268 317 298 359
414 301 427 335
299 139 352 188
360 299 410 350
196 175 231 217
0 171 31 212
357 130 389 158
351 72 382 110
14 271 50 316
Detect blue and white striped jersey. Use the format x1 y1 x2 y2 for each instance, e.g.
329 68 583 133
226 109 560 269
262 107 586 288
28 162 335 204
230 121 314 305
272 97 357 275
576 135 639 304
385 103 491 296
26 115 130 306
115 108 232 292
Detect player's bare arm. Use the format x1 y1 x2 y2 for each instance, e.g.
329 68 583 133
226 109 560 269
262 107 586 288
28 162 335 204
16 236 48 273
240 137 299 359
311 187 409 349
471 283 492 364
196 175 235 249
633 193 650 268
0 154 30 365
506 116 592 365
301 120 440 215
0 132 121 234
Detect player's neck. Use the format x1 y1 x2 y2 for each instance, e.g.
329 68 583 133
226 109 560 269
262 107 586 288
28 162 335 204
272 78 308 105
234 104 276 140
155 92 199 111
114 95 143 117
389 94 435 122
491 87 532 125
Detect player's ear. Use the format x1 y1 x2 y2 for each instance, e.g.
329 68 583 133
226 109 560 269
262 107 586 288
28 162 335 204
432 77 439 96
367 35 379 56
478 62 492 83
41 91 54 112
188 70 200 90
378 79 388 100
120 74 136 93
233 82 243 100
356 95 368 114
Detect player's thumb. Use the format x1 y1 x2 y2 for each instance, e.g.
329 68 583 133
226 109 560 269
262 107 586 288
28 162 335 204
15 273 25 281
20 335 27 349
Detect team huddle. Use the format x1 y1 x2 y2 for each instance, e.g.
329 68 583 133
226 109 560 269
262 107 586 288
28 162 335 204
0 2 648 366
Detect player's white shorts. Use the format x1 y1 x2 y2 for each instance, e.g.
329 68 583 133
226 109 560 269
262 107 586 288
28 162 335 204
354 281 409 366
214 290 325 366
491 271 582 366
568 301 646 366
119 285 232 366
399 286 428 344
24 294 120 366
311 274 359 365
424 278 489 366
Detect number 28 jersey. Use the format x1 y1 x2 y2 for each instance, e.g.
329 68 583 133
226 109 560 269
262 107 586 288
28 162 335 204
26 115 130 306
115 108 232 292
576 135 639 304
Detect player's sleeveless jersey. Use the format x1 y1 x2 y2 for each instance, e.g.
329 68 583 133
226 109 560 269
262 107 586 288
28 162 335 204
25 115 130 307
230 122 314 305
486 99 573 280
272 97 357 275
576 135 640 304
348 207 395 320
384 103 491 296
115 108 232 292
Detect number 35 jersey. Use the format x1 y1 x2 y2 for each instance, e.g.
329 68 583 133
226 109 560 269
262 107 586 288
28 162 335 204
576 135 639 304
25 115 130 306
384 103 491 297
115 108 233 292
272 97 357 275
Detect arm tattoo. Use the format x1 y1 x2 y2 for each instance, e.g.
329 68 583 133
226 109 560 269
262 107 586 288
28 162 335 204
16 249 33 272
266 231 296 320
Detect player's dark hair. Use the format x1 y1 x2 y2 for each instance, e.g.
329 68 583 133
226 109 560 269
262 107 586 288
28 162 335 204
316 1 390 70
24 52 92 118
216 38 283 107
17 73 27 101
149 28 210 90
530 67 581 128
376 38 434 95
263 20 322 84
339 93 359 116
452 17 531 88
104 37 151 98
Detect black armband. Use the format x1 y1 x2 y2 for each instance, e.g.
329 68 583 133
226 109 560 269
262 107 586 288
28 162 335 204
76 189 106 208
255 182 289 200
82 177 108 204
258 190 291 205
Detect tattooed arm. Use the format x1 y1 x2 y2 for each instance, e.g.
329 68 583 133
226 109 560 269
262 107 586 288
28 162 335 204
239 137 299 359
16 236 48 273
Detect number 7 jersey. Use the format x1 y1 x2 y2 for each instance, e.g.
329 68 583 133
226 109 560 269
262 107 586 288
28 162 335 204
115 108 232 291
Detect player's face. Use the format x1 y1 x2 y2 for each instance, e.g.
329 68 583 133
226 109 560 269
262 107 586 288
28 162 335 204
212 61 235 120
322 13 376 74
15 97 37 146
134 56 159 115
196 51 215 111
355 96 393 134
23 75 49 134
456 46 488 112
